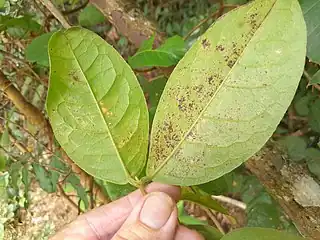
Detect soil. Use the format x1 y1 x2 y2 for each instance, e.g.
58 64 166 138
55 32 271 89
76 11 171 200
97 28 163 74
4 182 77 240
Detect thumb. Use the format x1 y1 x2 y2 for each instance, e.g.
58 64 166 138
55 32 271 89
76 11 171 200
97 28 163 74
112 192 178 240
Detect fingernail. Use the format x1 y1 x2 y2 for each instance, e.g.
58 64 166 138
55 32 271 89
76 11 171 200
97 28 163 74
139 192 174 229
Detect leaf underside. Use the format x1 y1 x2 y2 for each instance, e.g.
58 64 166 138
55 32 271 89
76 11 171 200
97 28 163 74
47 27 149 184
147 0 306 185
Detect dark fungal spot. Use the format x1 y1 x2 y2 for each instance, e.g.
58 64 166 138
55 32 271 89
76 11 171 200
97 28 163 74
249 13 258 30
216 44 224 51
193 85 204 94
227 60 236 68
201 39 210 49
208 76 214 85
177 96 187 112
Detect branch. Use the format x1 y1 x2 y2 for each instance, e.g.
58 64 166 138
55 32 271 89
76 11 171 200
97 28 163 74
211 195 246 210
202 207 226 235
90 0 164 48
246 142 320 239
58 184 82 212
0 49 47 86
61 150 110 204
38 0 71 29
0 71 47 128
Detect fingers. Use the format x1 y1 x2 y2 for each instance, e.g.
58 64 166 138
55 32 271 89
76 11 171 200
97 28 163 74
112 192 178 240
50 183 180 240
175 225 205 240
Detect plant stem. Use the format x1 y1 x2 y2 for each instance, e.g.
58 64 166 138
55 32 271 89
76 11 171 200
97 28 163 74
38 0 71 29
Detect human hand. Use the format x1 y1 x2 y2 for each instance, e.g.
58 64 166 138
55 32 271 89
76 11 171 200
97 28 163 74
51 182 204 240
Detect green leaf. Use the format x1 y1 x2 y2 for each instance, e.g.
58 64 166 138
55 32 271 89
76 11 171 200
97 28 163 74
146 0 306 185
1 126 9 150
197 174 232 195
137 35 155 53
310 69 320 84
0 0 5 8
157 36 186 59
247 203 281 228
0 154 5 171
9 161 22 192
309 99 320 132
128 35 186 68
177 201 222 240
67 173 89 209
22 166 30 207
139 76 167 123
294 94 315 116
0 15 41 38
299 0 320 64
25 32 55 67
221 227 304 240
177 200 208 225
279 136 307 162
0 172 8 199
32 164 55 193
79 4 105 27
181 186 228 214
47 27 149 184
103 181 136 201
50 156 67 192
305 148 320 179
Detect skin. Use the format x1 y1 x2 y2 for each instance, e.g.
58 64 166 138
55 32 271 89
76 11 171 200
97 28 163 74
51 183 204 240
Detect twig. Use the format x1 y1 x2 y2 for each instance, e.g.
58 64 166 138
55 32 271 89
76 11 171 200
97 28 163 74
0 71 48 128
183 11 219 40
203 207 226 235
217 0 224 17
45 0 89 28
304 69 320 92
62 0 89 15
290 127 310 137
38 0 71 29
58 184 82 212
212 195 247 210
287 105 295 132
32 0 48 18
0 49 47 86
183 4 239 40
0 124 28 154
134 67 156 73
0 140 66 175
89 176 95 209
77 199 82 215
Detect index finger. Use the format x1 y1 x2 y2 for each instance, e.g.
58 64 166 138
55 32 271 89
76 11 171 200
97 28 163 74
51 182 180 240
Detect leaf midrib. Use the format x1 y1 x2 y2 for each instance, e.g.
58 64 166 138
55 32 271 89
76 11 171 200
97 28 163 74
64 32 132 181
148 0 278 179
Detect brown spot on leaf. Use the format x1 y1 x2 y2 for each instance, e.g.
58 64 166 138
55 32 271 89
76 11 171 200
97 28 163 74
208 76 214 85
177 96 187 112
249 13 258 30
216 45 225 51
227 60 236 68
201 39 210 49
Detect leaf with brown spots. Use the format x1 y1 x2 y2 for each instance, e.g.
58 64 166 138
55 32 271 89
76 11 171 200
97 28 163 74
146 0 306 185
47 27 149 184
